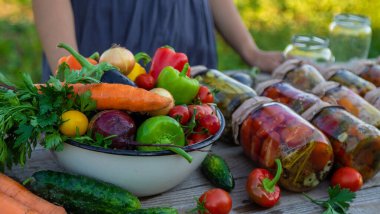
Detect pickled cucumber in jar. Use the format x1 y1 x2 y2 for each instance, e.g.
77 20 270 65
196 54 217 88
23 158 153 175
273 59 326 92
232 97 333 192
321 67 375 97
313 81 380 128
257 79 320 114
305 103 380 181
365 88 380 110
191 68 257 135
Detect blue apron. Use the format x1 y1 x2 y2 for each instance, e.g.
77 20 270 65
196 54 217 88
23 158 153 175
42 0 217 82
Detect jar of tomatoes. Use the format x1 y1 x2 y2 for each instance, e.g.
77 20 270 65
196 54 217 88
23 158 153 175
351 61 380 87
312 81 380 128
303 101 380 181
365 88 380 110
273 59 326 92
192 68 257 137
257 80 320 114
321 67 376 97
232 97 333 192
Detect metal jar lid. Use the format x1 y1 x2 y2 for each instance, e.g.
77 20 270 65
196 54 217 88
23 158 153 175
272 59 305 79
301 100 333 121
255 79 283 96
312 81 340 98
231 96 273 145
320 66 344 80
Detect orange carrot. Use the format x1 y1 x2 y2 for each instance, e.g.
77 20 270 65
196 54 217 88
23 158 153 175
0 173 66 214
0 191 40 214
35 83 172 112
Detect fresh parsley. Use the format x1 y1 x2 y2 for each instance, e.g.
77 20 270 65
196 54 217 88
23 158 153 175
304 185 356 214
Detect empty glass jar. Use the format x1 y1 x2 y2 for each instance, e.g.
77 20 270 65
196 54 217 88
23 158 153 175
329 13 372 62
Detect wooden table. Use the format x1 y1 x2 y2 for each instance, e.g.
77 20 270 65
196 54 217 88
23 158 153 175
5 141 380 214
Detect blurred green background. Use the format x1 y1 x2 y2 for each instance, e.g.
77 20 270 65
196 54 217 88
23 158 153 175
1 0 379 82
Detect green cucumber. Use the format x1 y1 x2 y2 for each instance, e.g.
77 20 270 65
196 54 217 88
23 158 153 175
26 170 141 214
127 207 178 214
201 153 235 191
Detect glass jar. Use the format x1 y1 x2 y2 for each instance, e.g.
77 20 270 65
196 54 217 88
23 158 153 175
273 59 326 92
283 35 334 64
192 68 257 136
321 67 376 97
329 13 372 62
312 81 380 128
351 61 380 87
307 103 380 181
232 97 333 192
365 88 380 110
257 80 320 114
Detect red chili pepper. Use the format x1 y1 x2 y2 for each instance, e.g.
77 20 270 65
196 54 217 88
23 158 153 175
246 159 282 208
149 46 191 80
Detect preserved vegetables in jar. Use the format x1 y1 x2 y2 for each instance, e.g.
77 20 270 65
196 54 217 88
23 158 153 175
256 79 319 114
283 35 334 64
191 68 257 135
304 102 380 180
351 61 380 87
232 97 333 192
273 59 326 92
321 67 376 97
329 13 372 62
312 81 380 128
365 88 380 110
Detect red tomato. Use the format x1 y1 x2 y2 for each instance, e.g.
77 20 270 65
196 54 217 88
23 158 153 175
135 73 155 90
198 115 220 135
197 86 214 103
331 167 363 192
168 105 190 125
188 104 215 120
187 132 210 145
198 188 232 214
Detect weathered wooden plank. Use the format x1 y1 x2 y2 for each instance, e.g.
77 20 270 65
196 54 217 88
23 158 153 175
6 140 380 213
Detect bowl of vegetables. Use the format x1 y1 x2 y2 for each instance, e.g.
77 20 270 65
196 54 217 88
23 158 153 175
53 107 225 197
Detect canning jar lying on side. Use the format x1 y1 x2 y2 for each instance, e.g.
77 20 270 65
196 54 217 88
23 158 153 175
312 81 380 128
191 68 257 136
321 67 376 97
351 61 380 87
365 88 380 109
232 97 333 192
272 59 326 92
302 101 380 181
256 79 320 114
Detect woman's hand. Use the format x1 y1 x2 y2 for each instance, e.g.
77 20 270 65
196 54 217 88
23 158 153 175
250 50 285 73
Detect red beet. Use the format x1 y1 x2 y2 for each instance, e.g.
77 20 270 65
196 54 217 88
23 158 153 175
88 110 136 149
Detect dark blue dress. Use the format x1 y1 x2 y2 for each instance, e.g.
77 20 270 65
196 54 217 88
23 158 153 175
42 0 217 82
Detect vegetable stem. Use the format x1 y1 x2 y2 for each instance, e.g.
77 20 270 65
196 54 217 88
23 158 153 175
134 52 151 66
166 147 193 163
262 159 282 193
57 43 94 69
180 63 189 77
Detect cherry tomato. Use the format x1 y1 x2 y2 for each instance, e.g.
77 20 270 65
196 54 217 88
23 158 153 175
198 188 232 214
188 104 215 120
198 114 220 135
135 73 155 90
168 105 190 125
331 167 363 192
197 85 214 103
187 132 210 145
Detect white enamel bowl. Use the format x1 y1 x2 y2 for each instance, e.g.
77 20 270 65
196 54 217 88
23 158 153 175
53 109 225 197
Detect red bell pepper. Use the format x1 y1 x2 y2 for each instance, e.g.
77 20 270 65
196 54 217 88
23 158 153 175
149 46 191 79
246 159 282 208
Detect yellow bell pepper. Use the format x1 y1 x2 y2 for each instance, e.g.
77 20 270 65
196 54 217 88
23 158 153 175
127 63 146 81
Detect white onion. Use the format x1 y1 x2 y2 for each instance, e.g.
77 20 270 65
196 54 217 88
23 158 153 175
148 88 175 116
99 46 135 75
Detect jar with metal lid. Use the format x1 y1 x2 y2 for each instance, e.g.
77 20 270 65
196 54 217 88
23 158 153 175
283 35 334 64
312 81 380 128
304 102 380 181
351 61 380 87
273 59 326 92
321 67 376 97
329 13 372 62
232 97 333 192
257 79 320 114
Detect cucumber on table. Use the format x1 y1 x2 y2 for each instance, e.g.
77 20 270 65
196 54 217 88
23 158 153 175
201 153 235 191
27 170 141 214
127 207 178 214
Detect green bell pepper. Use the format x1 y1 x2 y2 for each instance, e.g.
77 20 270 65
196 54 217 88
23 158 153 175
136 116 193 163
157 63 200 105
